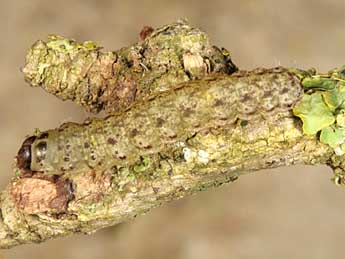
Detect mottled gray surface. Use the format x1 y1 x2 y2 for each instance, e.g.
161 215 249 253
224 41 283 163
0 0 344 258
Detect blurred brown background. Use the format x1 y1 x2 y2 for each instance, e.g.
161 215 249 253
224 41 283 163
0 0 344 258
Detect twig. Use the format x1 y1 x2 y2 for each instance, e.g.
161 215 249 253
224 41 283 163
1 20 343 249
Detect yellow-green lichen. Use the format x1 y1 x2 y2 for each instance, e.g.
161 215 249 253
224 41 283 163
293 65 345 153
293 93 335 134
133 156 151 173
46 35 99 53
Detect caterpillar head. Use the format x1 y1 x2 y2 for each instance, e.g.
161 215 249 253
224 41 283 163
17 136 36 171
17 133 49 172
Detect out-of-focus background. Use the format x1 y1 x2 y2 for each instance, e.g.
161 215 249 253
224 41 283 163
0 0 344 258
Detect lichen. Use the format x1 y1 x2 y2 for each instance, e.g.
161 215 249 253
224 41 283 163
292 65 345 153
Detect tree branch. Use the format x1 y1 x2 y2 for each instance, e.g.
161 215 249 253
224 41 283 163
22 19 237 114
1 20 343 249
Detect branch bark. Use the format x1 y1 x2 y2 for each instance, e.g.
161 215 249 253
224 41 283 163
22 19 237 113
0 20 343 249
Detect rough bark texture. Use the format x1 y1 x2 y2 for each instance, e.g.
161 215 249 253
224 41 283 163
22 19 237 113
0 20 343 249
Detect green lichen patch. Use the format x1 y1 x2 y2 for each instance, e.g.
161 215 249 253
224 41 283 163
293 93 335 134
46 34 100 53
319 126 344 149
293 65 345 153
133 156 151 173
302 77 337 91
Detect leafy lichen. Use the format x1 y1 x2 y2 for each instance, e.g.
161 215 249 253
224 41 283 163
292 65 345 154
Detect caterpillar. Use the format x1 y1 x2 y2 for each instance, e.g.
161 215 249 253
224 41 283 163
17 68 302 175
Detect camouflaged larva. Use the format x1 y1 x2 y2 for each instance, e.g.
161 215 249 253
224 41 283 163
17 67 302 174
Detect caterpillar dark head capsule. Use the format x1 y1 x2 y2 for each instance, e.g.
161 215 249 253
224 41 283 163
17 136 36 170
17 133 50 172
